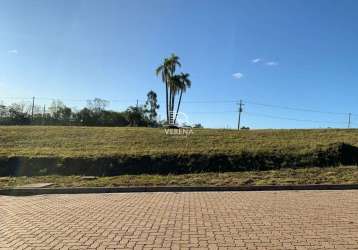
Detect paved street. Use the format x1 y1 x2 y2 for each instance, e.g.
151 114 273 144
1 191 358 250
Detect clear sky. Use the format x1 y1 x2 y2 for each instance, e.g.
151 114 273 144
1 0 358 128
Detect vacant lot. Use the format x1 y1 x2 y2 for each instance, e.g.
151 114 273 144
0 126 358 176
1 126 358 157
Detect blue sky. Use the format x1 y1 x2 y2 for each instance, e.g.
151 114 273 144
1 0 358 128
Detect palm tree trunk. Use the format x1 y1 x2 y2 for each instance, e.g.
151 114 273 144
171 93 175 124
174 90 183 124
169 88 172 124
165 83 169 123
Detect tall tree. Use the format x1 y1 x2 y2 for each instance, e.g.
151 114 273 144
144 90 160 122
125 106 148 127
156 59 170 122
156 53 181 124
86 98 109 113
174 73 191 123
167 54 181 123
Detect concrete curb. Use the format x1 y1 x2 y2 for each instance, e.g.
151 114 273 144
2 184 358 196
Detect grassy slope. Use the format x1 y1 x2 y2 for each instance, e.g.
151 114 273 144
2 166 358 187
1 126 358 157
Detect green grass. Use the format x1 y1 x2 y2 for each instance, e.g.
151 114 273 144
1 126 358 176
1 166 358 188
1 126 358 157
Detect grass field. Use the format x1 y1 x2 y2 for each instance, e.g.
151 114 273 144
1 126 358 157
0 126 358 176
1 166 358 188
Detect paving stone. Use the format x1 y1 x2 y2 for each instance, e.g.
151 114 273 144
1 191 358 249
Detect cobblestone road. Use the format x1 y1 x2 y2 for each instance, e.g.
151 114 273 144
1 191 358 249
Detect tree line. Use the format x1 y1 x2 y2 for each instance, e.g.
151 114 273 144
0 54 202 128
0 91 161 127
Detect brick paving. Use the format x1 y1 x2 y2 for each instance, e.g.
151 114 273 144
1 191 358 250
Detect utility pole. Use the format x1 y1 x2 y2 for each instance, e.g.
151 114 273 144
348 112 352 128
42 104 46 125
237 100 244 130
31 96 35 121
136 99 139 108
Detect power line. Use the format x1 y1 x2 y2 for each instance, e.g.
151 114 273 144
183 99 358 118
0 95 357 127
243 100 350 116
0 96 33 100
244 112 348 125
185 111 236 114
36 97 145 103
182 100 237 104
0 96 146 103
0 95 357 116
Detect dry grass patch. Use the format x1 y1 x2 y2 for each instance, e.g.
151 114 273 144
1 166 358 188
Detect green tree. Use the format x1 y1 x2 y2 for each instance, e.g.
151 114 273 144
173 73 191 123
144 90 160 123
86 98 109 113
49 100 72 122
76 108 94 126
125 106 148 127
156 53 181 123
8 103 31 125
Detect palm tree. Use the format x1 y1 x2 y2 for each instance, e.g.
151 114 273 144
174 72 191 124
156 58 170 122
156 53 181 123
167 54 181 123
